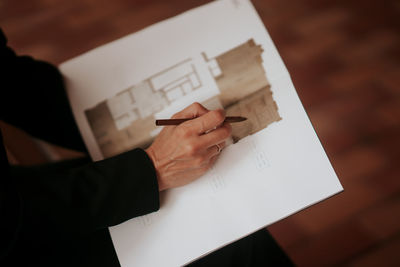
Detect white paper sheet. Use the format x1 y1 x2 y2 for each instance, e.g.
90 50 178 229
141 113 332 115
60 0 343 266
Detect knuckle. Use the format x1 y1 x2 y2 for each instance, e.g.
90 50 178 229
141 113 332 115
192 102 202 109
194 156 206 167
176 125 190 138
212 109 225 123
185 143 198 156
192 102 207 114
172 109 185 119
171 112 180 119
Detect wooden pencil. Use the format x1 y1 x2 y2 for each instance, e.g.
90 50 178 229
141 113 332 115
155 116 247 126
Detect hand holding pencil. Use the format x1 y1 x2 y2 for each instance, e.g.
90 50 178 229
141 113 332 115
155 116 246 126
145 102 233 191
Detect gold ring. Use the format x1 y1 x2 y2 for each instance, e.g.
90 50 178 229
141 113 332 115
216 144 222 153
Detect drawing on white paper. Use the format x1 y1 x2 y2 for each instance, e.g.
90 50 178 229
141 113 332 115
208 170 226 193
85 59 202 158
137 213 156 227
85 39 281 158
202 39 281 143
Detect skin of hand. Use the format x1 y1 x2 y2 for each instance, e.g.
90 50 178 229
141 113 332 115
145 102 232 191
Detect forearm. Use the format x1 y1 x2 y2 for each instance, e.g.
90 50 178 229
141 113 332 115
11 148 159 237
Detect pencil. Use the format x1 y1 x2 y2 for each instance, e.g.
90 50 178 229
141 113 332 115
155 116 247 126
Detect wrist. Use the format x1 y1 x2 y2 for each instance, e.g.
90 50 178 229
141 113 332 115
145 147 167 191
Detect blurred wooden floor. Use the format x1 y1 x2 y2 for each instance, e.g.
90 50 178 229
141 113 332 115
1 0 399 266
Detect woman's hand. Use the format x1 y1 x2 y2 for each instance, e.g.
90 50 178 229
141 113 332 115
145 102 232 191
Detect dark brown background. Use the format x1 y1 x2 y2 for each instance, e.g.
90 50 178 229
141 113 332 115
1 0 399 265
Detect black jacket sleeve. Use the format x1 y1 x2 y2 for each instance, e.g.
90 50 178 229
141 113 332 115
15 148 160 234
0 28 86 151
0 28 160 264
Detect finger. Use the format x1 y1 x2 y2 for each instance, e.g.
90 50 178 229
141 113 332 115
205 154 219 170
205 141 226 158
209 154 219 166
172 102 209 119
191 156 217 174
186 141 225 169
198 122 231 148
184 109 226 134
168 141 224 171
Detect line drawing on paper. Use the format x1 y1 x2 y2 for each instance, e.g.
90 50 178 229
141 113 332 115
85 39 281 158
85 59 202 158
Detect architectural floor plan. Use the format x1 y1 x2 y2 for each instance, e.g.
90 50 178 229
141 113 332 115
85 59 202 157
85 39 281 158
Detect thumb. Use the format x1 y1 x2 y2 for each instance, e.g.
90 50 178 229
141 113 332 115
172 102 209 119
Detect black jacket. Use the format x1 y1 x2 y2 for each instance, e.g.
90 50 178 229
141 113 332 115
0 29 160 266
